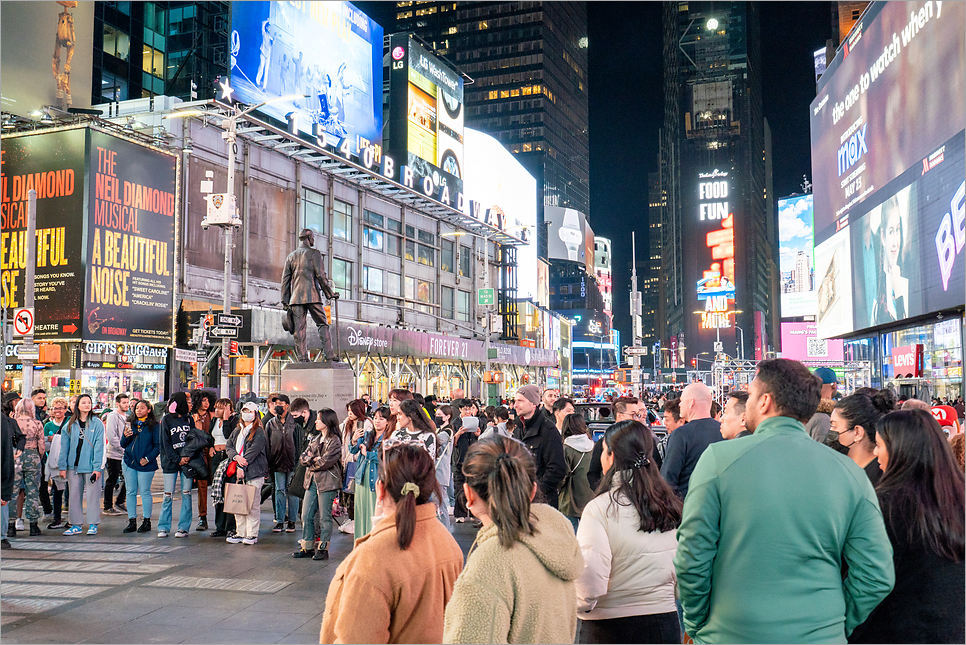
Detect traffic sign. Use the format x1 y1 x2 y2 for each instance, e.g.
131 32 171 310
217 313 243 327
477 288 495 306
209 326 239 338
630 369 642 383
714 341 724 352
624 346 648 356
17 343 39 360
230 340 239 354
13 307 35 336
175 348 198 363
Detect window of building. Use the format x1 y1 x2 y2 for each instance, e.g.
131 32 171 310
364 210 384 227
405 225 416 240
302 189 325 236
387 234 401 257
405 239 416 262
456 290 470 322
100 72 128 102
441 286 455 319
386 271 401 300
441 239 454 273
417 243 435 267
459 246 471 277
363 226 383 251
387 218 402 233
142 45 164 78
103 25 131 61
334 200 352 242
363 266 383 302
332 258 352 299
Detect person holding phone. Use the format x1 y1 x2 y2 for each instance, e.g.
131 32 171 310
57 394 106 536
120 399 160 534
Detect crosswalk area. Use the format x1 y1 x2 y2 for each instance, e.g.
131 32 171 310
0 538 184 625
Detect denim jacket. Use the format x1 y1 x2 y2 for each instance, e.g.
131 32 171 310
350 431 382 492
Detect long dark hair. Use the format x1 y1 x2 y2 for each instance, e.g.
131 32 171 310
72 394 93 424
316 407 341 441
875 410 965 563
127 399 157 426
347 399 369 428
561 413 591 439
378 443 441 550
397 399 436 437
368 406 396 450
462 435 538 549
598 420 682 533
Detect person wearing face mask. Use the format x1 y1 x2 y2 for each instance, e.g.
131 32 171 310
290 398 317 456
120 400 160 534
826 390 894 485
266 394 299 533
225 402 269 545
294 408 342 560
208 399 237 538
351 406 394 542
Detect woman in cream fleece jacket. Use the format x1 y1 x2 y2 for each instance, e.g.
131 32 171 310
575 420 683 644
443 436 583 644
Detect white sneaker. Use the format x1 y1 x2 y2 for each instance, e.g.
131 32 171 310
242 536 258 545
157 530 169 537
338 520 354 534
15 518 24 531
174 530 188 538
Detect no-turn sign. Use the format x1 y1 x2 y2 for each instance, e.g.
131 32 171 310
13 307 35 336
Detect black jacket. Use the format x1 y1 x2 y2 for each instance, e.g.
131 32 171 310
181 426 214 480
159 413 196 474
226 424 270 481
660 417 723 499
266 413 297 473
513 409 567 508
1 415 21 502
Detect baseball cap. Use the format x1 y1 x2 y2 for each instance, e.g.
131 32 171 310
932 405 958 428
813 367 838 385
241 401 259 413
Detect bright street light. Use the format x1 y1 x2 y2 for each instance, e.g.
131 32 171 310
707 18 719 30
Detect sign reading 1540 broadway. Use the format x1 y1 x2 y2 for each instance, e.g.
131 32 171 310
1 126 178 343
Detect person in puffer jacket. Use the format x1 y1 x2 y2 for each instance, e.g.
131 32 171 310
120 399 160 534
57 394 106 536
443 436 583 644
574 420 683 644
157 392 196 538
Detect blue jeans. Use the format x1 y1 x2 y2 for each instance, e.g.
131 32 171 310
1 499 8 534
301 481 337 549
158 472 192 532
273 471 299 523
122 462 156 520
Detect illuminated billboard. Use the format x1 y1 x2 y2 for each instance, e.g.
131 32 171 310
387 33 464 206
778 194 818 318
695 169 736 330
230 1 384 157
780 322 845 365
462 128 538 301
811 1 965 337
546 206 590 264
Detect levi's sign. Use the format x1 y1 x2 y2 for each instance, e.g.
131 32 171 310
891 344 923 378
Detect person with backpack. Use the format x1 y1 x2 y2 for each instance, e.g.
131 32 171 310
559 413 595 531
157 392 196 538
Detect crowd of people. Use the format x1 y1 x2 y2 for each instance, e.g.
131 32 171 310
1 360 964 644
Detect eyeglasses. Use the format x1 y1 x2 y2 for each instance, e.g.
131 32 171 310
631 413 645 420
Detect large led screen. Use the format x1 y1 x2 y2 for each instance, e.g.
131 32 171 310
780 322 845 366
462 128 538 301
778 194 817 318
230 1 383 157
545 206 589 264
810 0 965 337
387 33 464 204
694 169 736 331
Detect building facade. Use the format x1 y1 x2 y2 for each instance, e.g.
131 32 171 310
660 1 777 366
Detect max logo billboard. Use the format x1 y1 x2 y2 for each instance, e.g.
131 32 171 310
837 123 868 177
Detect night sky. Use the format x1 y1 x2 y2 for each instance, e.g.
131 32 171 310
357 1 835 349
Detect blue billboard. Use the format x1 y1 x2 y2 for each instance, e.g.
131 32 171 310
230 1 383 156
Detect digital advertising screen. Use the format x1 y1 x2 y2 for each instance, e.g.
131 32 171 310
387 33 464 205
230 1 384 158
778 194 818 318
545 206 589 264
810 1 965 337
462 128 538 301
693 169 736 331
780 322 845 366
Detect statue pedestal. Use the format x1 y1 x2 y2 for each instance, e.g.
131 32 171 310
280 362 354 413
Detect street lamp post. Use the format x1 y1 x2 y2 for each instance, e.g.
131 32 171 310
165 89 305 398
735 324 746 361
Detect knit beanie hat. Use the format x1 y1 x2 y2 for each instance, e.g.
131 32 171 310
517 384 541 406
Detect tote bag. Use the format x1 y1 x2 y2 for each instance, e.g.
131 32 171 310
224 480 258 515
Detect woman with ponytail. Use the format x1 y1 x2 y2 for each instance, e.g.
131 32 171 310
827 389 895 485
575 420 683 643
320 444 463 644
443 436 582 644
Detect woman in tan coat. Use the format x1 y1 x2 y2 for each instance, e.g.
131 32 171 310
320 443 463 644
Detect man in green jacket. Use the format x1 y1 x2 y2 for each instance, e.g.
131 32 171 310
674 358 894 643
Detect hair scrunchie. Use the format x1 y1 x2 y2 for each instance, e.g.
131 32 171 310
633 454 650 470
400 482 420 497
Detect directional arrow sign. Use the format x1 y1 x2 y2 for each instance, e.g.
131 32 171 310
217 314 243 327
209 326 239 338
624 346 648 356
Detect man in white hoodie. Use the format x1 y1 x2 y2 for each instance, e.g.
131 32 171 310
103 394 130 515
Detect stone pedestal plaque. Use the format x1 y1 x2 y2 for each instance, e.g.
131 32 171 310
280 362 354 412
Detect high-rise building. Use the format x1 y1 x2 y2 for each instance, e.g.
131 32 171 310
92 2 228 107
393 1 590 259
660 1 778 364
644 170 663 348
832 1 871 45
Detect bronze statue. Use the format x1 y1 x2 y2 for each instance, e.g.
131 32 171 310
281 228 340 362
53 1 78 110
